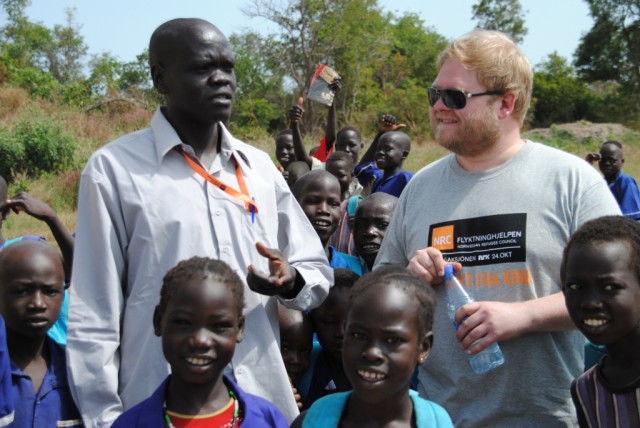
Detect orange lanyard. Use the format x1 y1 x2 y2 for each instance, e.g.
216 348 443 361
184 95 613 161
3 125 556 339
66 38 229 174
175 146 259 215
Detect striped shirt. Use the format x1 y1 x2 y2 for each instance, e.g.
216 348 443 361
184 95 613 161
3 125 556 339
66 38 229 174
571 358 640 428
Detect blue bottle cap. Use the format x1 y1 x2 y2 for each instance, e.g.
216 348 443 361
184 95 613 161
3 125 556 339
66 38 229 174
444 264 454 278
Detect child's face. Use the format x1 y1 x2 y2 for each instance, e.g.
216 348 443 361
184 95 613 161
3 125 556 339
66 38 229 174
563 240 640 346
325 160 352 197
375 136 407 172
154 277 244 387
598 144 623 181
298 178 341 245
311 286 350 363
275 135 296 168
343 285 431 404
279 310 313 383
336 130 363 164
353 202 392 268
0 248 64 338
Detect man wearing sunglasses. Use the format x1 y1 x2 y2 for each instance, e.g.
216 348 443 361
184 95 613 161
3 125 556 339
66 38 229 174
375 30 620 427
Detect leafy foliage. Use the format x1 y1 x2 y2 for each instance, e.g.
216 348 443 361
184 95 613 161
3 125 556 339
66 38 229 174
531 53 599 127
472 0 528 43
0 113 77 182
575 0 640 126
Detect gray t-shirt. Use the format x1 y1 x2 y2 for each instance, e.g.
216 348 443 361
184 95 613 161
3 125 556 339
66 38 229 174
376 141 620 427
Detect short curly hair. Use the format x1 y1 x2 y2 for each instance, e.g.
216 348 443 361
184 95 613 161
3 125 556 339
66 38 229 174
349 265 435 338
157 257 245 321
561 216 640 284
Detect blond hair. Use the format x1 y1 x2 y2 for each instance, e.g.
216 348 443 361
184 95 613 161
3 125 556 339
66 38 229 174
437 30 532 125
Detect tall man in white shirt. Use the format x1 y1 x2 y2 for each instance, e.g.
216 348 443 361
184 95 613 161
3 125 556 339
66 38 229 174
67 18 331 427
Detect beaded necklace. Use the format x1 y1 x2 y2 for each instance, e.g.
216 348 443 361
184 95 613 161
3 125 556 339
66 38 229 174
163 389 239 428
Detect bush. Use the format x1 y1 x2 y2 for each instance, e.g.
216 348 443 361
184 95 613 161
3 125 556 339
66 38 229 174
0 128 24 182
0 114 77 182
14 116 77 176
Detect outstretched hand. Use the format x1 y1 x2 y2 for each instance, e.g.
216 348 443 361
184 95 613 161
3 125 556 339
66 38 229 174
247 242 297 296
379 114 406 132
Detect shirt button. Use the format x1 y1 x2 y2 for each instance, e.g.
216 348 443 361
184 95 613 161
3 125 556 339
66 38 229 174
237 368 244 375
215 209 222 216
223 247 229 254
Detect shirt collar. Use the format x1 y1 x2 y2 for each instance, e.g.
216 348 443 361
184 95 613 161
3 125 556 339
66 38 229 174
150 109 252 171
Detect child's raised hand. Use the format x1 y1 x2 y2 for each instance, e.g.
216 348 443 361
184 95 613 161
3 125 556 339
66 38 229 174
289 99 304 125
0 192 56 222
585 152 600 164
328 77 342 93
379 114 406 132
247 242 297 296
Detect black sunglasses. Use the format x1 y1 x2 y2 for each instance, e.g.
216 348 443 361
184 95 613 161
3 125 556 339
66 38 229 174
427 87 504 110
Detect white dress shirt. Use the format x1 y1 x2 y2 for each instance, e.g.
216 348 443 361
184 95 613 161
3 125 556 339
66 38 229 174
67 110 332 427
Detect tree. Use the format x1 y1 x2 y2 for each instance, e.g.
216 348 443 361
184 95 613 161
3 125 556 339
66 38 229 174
574 0 640 125
1 0 87 92
471 0 528 44
531 53 598 127
229 32 287 133
243 0 389 130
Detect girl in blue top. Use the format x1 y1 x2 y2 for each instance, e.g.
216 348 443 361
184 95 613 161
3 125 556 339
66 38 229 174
291 265 453 428
113 257 288 427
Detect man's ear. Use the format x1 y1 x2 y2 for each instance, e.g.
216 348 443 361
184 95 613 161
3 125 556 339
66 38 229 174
236 315 245 343
401 150 409 160
151 63 168 94
498 92 517 120
153 306 162 337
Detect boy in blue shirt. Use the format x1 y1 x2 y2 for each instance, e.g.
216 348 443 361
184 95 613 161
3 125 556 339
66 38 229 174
0 241 81 427
354 116 413 197
586 140 640 220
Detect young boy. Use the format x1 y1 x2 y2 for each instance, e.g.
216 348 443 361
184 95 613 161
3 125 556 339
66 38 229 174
274 130 297 172
561 215 640 427
113 256 288 427
277 303 313 409
285 161 311 190
292 170 365 275
585 141 640 220
0 241 81 427
0 185 76 346
325 152 362 201
334 126 364 165
301 268 359 409
292 266 453 427
354 130 413 197
352 193 398 272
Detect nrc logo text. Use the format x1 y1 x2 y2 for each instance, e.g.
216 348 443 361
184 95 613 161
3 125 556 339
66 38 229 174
431 225 454 250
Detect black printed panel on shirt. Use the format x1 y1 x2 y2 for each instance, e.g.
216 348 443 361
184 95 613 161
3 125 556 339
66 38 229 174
428 214 527 267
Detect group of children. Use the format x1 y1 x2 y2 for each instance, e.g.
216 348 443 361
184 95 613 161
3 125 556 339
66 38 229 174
0 103 639 427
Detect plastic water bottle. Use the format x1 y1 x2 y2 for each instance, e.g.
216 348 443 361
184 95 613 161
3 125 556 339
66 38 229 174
444 265 504 374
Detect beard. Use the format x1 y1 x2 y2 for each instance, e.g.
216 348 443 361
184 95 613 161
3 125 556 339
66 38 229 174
430 104 501 158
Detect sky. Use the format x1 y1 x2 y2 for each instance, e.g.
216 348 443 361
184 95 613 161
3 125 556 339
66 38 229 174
0 0 594 68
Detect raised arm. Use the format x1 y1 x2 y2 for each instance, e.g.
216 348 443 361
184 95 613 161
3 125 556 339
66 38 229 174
0 192 74 281
289 99 314 169
323 78 342 155
358 114 405 165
